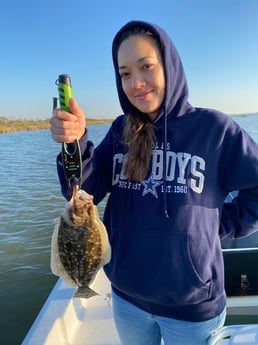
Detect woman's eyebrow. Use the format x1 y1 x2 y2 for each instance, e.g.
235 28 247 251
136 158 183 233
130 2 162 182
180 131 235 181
118 56 154 70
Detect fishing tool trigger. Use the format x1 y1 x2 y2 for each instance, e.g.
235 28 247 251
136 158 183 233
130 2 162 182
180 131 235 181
62 139 82 191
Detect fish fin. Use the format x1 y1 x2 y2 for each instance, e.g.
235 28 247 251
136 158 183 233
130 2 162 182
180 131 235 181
98 222 112 265
74 286 99 299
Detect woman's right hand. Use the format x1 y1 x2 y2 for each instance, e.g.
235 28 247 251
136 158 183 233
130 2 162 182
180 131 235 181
50 98 86 143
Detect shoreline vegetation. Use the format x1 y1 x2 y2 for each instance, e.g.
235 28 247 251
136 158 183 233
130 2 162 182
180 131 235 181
0 117 113 134
0 113 257 134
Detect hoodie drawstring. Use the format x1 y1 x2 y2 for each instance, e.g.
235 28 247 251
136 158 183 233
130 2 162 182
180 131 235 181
163 108 169 218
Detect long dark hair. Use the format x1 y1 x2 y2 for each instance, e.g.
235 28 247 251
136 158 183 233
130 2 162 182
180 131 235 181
114 27 162 182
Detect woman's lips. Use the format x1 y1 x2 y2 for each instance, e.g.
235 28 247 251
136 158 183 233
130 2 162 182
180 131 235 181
135 90 153 100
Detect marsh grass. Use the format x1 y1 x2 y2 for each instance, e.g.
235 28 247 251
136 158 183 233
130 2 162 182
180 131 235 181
0 117 113 134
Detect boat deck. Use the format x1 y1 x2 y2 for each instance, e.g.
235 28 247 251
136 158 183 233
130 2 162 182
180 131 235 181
22 270 120 345
22 269 258 345
22 247 258 345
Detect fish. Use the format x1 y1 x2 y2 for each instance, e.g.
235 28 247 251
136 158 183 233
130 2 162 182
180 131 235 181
51 187 111 298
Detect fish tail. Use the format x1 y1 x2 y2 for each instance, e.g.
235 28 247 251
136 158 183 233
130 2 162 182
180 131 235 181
74 286 99 299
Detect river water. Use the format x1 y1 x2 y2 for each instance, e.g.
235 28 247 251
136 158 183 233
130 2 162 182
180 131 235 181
0 116 257 345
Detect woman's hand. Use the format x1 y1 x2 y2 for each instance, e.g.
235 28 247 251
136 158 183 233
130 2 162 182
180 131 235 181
50 98 86 143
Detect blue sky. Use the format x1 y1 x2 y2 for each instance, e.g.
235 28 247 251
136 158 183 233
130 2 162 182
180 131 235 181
1 0 258 119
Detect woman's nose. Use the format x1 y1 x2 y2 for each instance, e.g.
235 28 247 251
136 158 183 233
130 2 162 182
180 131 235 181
130 72 145 89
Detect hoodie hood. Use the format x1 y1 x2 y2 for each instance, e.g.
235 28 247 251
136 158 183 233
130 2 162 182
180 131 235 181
112 20 192 119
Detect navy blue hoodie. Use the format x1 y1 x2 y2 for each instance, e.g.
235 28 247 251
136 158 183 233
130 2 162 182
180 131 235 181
57 21 258 322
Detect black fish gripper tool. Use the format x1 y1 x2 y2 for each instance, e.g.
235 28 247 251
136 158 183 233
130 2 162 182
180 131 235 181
61 139 82 192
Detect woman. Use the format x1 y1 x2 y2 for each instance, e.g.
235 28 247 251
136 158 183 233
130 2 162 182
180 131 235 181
50 21 258 345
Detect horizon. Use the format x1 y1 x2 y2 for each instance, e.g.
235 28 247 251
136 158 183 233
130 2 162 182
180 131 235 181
2 111 258 122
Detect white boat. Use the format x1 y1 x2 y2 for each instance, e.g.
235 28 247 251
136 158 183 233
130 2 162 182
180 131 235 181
22 245 258 345
22 269 119 345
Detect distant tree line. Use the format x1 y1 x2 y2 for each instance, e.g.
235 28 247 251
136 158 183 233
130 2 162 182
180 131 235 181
0 117 113 134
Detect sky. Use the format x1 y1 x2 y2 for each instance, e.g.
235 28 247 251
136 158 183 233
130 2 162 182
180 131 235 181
1 0 258 119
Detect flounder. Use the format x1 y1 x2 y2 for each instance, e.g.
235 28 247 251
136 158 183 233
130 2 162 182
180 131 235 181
51 187 111 298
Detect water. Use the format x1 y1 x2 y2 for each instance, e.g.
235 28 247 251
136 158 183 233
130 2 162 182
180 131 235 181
0 116 257 345
0 124 110 345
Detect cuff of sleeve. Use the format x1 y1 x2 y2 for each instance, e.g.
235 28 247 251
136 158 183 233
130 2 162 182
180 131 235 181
66 128 87 153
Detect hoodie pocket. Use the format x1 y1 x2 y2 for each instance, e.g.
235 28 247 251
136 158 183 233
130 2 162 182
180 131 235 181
162 232 212 305
107 225 212 306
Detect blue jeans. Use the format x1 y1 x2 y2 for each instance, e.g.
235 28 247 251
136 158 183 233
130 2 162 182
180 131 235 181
112 291 226 345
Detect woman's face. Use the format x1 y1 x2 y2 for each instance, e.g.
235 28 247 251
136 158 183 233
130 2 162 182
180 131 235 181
117 35 165 121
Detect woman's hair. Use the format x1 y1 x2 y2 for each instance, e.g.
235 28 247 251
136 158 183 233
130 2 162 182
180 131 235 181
114 27 163 182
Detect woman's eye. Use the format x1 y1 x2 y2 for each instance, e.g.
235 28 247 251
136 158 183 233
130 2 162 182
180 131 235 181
142 64 153 70
120 72 130 80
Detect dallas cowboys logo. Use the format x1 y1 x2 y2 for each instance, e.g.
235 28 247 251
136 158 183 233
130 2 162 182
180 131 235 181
142 174 163 198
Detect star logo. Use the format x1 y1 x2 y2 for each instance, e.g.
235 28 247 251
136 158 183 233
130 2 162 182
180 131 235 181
142 174 163 198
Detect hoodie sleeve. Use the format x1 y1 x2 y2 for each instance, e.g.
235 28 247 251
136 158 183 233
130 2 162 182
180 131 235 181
56 117 123 203
219 120 258 239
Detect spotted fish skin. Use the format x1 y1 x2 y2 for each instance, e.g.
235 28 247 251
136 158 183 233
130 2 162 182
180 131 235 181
51 189 111 298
